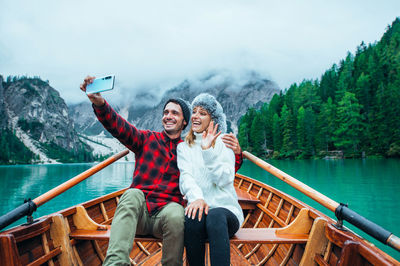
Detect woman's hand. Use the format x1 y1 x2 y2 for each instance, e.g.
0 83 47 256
79 75 105 107
201 120 221 150
185 199 209 221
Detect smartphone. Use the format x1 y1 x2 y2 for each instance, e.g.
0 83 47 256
86 75 115 94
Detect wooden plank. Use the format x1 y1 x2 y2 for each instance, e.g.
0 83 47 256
323 241 332 262
93 240 105 262
70 229 162 243
314 254 329 266
258 243 279 265
276 208 313 235
50 214 79 266
337 241 363 266
73 205 108 230
285 205 295 224
100 202 109 221
137 248 162 266
280 244 296 265
256 203 286 227
244 243 261 259
231 228 308 244
236 188 260 203
0 234 22 266
70 227 308 245
231 245 250 266
41 233 55 266
25 247 61 266
299 217 328 266
239 201 258 210
6 218 52 243
137 242 151 256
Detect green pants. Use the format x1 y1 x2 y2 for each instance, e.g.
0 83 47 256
103 189 184 266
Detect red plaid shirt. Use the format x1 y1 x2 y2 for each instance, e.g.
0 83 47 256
93 101 243 215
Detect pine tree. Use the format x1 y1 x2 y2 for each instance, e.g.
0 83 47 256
272 113 282 153
333 92 364 155
280 104 296 157
304 107 316 157
250 114 265 156
315 97 336 152
296 106 306 156
238 122 249 151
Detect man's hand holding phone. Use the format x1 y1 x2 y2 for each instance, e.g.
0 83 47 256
80 75 106 107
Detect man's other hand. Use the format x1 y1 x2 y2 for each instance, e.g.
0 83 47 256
221 133 242 154
80 75 105 107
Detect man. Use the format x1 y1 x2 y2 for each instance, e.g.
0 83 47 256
80 76 242 265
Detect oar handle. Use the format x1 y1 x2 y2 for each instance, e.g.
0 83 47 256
0 200 37 230
243 151 339 212
33 149 129 207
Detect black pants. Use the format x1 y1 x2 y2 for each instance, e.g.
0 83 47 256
184 207 240 266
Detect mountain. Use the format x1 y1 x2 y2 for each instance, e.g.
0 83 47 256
0 76 94 164
70 71 280 137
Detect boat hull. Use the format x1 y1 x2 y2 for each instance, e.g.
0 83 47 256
0 173 398 265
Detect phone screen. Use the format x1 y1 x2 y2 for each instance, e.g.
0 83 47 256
86 75 115 94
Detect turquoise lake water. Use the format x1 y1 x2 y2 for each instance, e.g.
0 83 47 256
0 158 399 260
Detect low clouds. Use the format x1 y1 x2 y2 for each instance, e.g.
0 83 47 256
1 1 399 104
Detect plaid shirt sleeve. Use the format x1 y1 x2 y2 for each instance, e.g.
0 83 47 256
234 152 243 173
92 100 146 153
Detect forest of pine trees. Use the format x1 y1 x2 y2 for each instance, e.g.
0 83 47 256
238 18 400 159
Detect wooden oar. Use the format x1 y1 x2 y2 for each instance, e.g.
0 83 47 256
0 149 129 231
242 151 400 252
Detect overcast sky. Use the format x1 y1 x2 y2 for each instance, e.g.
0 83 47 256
1 1 399 104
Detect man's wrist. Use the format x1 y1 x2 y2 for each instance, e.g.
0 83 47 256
93 98 105 107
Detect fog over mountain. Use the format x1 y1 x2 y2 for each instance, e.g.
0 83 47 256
70 70 280 136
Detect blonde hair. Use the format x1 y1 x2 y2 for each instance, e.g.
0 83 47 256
185 128 196 147
185 124 217 148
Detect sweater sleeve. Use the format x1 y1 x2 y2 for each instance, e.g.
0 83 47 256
201 136 235 188
93 100 145 153
235 152 243 173
177 143 204 204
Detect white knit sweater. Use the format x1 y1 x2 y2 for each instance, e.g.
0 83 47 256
177 132 244 225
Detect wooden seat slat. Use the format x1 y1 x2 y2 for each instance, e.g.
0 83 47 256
70 228 308 244
235 188 260 203
26 247 62 266
235 188 260 210
231 228 308 244
70 229 161 242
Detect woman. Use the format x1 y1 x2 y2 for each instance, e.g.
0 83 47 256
177 93 244 266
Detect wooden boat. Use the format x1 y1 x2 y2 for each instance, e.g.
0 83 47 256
0 150 399 265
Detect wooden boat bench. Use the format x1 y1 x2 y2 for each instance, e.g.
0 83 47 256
69 227 308 244
69 206 311 245
235 187 260 210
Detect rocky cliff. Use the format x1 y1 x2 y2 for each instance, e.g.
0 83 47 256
1 76 92 163
0 76 8 129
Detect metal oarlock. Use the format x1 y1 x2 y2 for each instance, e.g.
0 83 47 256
333 202 347 230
